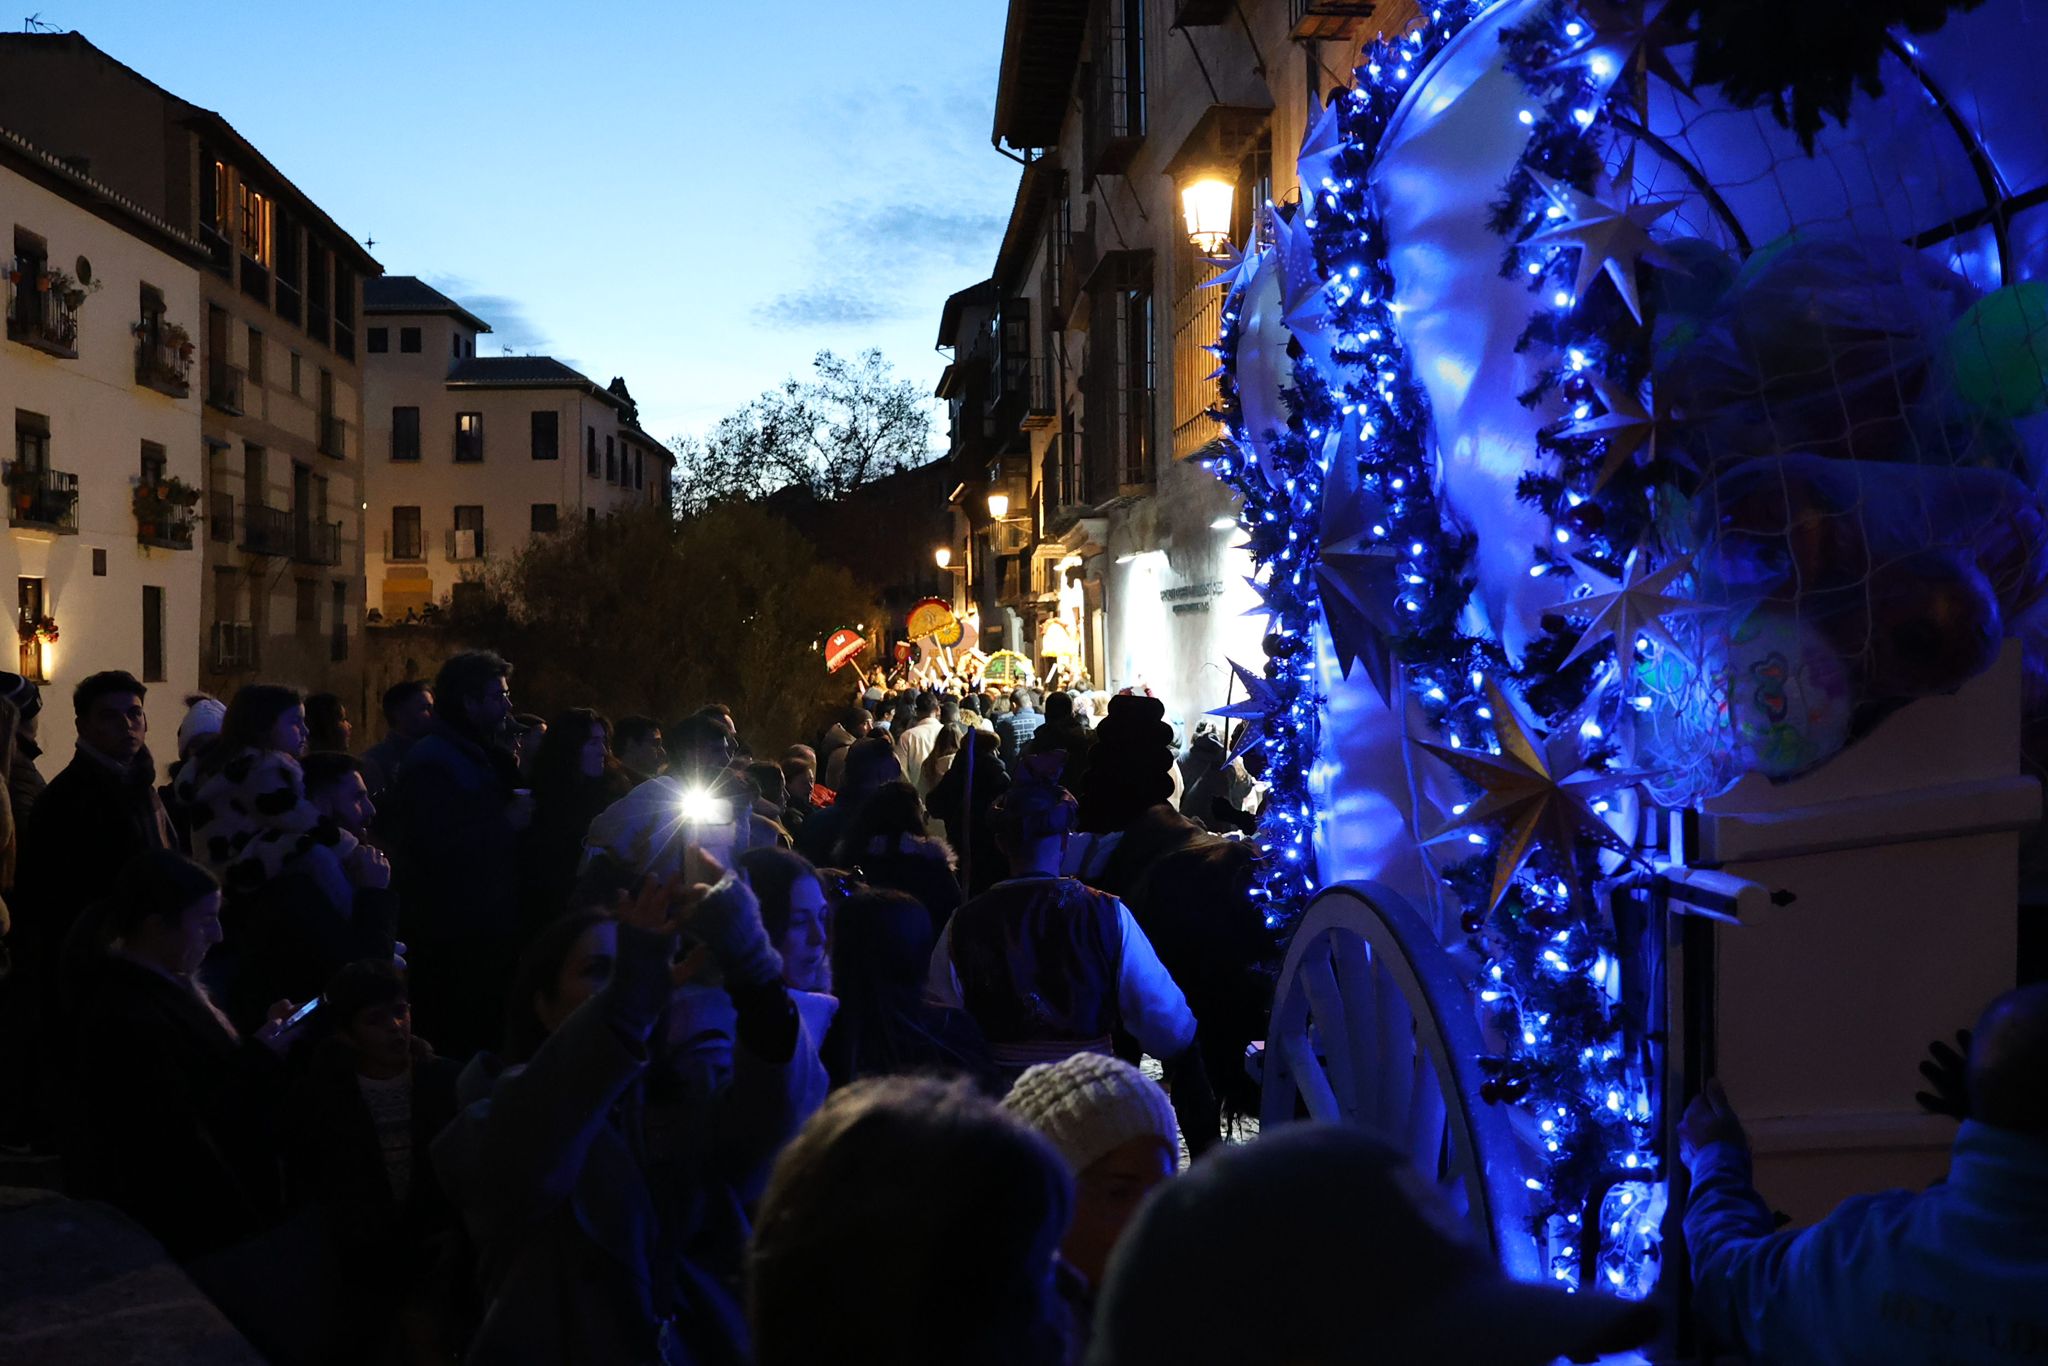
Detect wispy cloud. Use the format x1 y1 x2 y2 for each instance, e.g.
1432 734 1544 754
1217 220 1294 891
424 274 553 354
756 284 908 329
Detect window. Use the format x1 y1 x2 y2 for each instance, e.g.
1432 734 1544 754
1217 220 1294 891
213 566 239 623
634 450 644 490
390 506 422 560
296 577 318 635
531 502 559 533
16 409 50 472
246 327 264 387
391 406 421 461
586 426 598 475
239 182 272 266
399 326 421 353
142 586 166 681
92 548 107 577
531 410 559 461
367 327 389 353
290 351 302 395
244 442 266 511
331 581 348 662
604 435 616 483
204 157 228 234
587 507 597 528
452 333 460 358
140 441 166 487
455 412 483 462
17 577 45 682
452 504 484 560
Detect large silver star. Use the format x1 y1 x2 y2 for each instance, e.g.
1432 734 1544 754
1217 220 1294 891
1540 1 1695 103
1314 421 1401 704
1557 370 1656 493
1211 658 1285 765
1297 91 1348 201
1559 545 1712 684
1526 150 1680 324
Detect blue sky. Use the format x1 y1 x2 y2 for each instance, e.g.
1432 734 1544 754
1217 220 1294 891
36 0 1017 442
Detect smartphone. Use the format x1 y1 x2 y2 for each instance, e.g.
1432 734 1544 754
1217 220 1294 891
679 790 738 871
280 997 323 1032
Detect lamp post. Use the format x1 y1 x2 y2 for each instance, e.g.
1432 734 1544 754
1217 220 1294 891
986 490 1012 522
933 545 953 570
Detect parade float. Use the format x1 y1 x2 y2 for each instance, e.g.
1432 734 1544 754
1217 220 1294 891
1215 0 2048 1314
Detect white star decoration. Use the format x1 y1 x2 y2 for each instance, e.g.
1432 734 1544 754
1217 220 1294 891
1315 423 1401 704
1560 545 1712 684
1527 150 1679 324
1557 370 1657 492
1540 1 1695 103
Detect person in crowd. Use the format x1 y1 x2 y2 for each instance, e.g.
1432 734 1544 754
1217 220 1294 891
614 715 668 786
161 693 226 845
1069 694 1211 901
510 712 548 782
1005 1053 1180 1354
1028 691 1093 788
16 670 179 965
394 650 532 1058
738 846 833 994
435 860 818 1366
304 692 352 754
779 757 818 833
224 751 399 1032
831 779 962 934
893 693 943 791
66 851 307 1262
921 722 963 797
928 756 1217 1152
521 708 628 938
361 679 433 802
1125 838 1274 1130
1177 725 1256 834
819 888 991 1090
283 958 463 1365
0 670 46 827
176 685 381 913
0 674 42 1146
1086 1123 1656 1366
795 736 901 866
998 692 1044 765
818 707 868 793
746 761 789 819
669 712 738 787
928 727 1012 896
747 1075 1073 1366
1681 983 2048 1364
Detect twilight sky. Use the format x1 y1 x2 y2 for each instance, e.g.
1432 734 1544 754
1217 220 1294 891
35 0 1017 444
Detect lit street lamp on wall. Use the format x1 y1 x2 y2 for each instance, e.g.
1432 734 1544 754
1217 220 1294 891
1180 175 1236 257
986 491 1013 522
933 545 954 570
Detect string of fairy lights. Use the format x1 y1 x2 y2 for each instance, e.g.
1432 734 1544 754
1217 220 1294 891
1209 0 1694 1294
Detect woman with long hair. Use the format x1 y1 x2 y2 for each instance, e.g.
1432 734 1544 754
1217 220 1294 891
519 708 627 935
819 888 991 1091
829 780 962 934
736 845 832 994
174 684 371 905
303 692 353 754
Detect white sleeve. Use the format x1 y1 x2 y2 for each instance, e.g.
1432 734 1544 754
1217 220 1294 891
927 917 964 1008
1115 903 1197 1060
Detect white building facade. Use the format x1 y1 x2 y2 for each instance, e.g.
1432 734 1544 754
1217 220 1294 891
360 277 673 617
2 126 204 770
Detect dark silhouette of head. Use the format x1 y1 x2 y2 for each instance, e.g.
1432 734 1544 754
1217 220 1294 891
1969 984 2048 1134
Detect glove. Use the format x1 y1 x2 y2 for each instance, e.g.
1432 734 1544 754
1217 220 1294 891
683 873 782 989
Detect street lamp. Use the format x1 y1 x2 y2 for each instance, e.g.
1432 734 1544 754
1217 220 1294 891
1180 175 1236 257
986 491 1012 522
933 545 953 570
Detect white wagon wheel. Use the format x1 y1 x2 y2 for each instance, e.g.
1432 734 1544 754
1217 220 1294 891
1261 881 1536 1279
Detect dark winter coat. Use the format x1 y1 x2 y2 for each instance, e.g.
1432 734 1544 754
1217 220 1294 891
393 721 522 942
66 955 283 1259
832 833 963 934
15 744 176 968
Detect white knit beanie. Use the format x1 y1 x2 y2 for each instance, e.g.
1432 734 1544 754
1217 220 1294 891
1003 1053 1179 1176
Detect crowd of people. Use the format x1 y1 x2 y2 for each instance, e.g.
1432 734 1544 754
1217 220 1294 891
0 656 2041 1365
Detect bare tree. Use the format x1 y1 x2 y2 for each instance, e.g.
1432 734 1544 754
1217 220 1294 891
668 349 934 514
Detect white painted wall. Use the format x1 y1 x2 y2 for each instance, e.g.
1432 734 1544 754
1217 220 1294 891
2 162 204 778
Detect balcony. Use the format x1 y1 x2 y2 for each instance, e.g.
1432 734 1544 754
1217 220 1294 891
275 276 302 327
211 620 256 672
134 321 194 398
294 519 341 566
206 359 245 415
5 465 79 534
318 414 345 459
134 483 199 550
241 503 292 557
5 262 80 358
382 528 425 562
1288 0 1376 40
446 527 486 561
240 255 270 305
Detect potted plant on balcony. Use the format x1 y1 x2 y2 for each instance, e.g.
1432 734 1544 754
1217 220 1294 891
17 613 58 646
